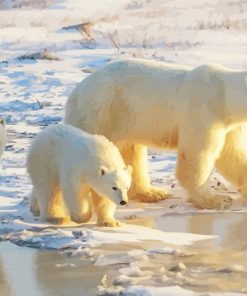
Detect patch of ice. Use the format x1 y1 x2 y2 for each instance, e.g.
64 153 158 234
99 285 195 296
64 246 94 257
147 247 175 255
119 266 153 277
88 224 216 246
94 249 148 266
9 229 84 250
0 100 41 112
55 263 76 268
112 274 152 286
211 294 246 296
2 217 217 250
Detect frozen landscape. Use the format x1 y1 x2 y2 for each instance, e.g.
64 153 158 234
1 0 247 295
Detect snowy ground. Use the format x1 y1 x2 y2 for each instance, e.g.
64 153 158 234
1 0 247 295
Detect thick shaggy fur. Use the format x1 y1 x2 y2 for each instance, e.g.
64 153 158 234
64 58 247 209
27 124 132 226
0 117 6 159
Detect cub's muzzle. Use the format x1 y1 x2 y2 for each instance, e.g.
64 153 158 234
120 200 127 206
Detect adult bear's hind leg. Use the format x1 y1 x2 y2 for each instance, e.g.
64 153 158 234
120 143 169 203
176 124 232 210
216 125 247 203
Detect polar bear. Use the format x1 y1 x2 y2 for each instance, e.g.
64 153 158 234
0 117 6 158
64 58 247 210
27 124 132 226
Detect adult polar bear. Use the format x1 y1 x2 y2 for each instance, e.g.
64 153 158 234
65 58 247 209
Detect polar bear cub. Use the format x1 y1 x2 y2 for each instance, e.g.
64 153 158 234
0 117 6 158
27 123 132 226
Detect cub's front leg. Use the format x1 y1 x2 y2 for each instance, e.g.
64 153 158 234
91 191 120 227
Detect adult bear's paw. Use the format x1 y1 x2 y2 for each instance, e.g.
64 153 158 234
190 194 232 210
212 194 233 210
131 186 170 203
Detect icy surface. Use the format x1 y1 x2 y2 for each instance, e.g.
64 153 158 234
1 0 247 294
99 285 246 296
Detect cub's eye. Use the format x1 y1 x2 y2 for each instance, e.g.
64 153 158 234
112 187 118 191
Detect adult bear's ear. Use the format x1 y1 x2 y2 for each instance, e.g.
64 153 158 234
98 166 108 176
125 165 133 175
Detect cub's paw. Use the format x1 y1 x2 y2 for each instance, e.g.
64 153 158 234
97 218 120 227
46 216 70 225
71 213 90 224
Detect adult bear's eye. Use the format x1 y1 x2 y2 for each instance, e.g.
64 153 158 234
112 187 118 191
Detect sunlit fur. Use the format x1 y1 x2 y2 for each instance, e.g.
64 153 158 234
26 124 132 226
65 58 247 209
0 117 6 159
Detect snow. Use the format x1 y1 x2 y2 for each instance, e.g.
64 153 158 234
1 216 216 249
1 0 247 294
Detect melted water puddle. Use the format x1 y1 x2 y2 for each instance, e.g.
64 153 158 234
0 213 247 295
0 242 111 296
94 212 247 294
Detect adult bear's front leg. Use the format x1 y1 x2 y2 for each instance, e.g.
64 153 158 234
120 143 169 203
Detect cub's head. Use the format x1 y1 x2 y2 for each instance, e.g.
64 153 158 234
93 165 132 206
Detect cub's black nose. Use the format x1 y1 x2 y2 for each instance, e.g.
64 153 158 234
120 200 127 206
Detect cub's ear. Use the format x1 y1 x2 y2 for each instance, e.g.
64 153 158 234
98 166 108 176
125 165 133 175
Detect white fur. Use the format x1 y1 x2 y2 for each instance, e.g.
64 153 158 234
0 117 6 159
64 58 247 209
27 123 132 226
